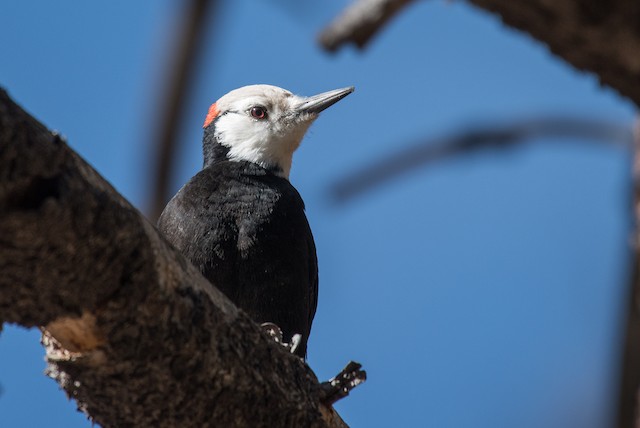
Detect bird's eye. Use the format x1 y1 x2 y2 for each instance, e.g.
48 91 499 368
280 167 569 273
250 106 267 120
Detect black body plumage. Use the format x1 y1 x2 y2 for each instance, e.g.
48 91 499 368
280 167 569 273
158 157 318 357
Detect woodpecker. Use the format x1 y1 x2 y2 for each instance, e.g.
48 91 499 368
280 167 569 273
158 84 354 357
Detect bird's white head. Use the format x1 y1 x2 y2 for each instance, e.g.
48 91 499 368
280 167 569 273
202 84 354 178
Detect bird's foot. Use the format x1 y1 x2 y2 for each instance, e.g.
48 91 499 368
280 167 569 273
260 322 302 355
319 361 367 405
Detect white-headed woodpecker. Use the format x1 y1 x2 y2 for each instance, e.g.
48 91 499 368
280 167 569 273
158 85 354 357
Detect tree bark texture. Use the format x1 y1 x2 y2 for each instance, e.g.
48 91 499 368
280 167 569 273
0 88 347 428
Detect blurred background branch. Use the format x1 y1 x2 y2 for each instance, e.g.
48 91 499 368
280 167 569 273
467 0 640 106
331 116 633 202
620 120 640 428
320 0 640 107
148 0 217 221
318 0 417 51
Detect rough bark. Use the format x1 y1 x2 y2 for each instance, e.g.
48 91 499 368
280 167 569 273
0 88 347 428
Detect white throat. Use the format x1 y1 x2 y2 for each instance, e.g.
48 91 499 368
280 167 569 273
214 113 312 179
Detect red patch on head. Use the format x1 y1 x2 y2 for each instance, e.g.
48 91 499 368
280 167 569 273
203 102 220 128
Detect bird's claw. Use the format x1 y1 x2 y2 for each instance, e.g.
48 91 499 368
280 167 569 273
260 322 302 355
261 322 284 342
289 333 302 355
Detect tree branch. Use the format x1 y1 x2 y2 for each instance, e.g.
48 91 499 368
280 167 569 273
318 0 416 51
320 0 640 107
149 0 217 221
619 120 640 428
331 116 632 202
468 0 640 107
0 88 353 427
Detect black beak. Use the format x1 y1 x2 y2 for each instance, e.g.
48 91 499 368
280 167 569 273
294 86 355 115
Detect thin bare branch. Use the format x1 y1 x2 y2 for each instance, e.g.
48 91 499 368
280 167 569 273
331 116 632 202
618 119 640 428
148 0 217 221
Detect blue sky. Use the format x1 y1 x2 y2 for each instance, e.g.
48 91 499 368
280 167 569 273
0 1 637 427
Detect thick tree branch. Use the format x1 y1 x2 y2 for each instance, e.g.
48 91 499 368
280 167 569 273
0 88 352 427
320 0 640 107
